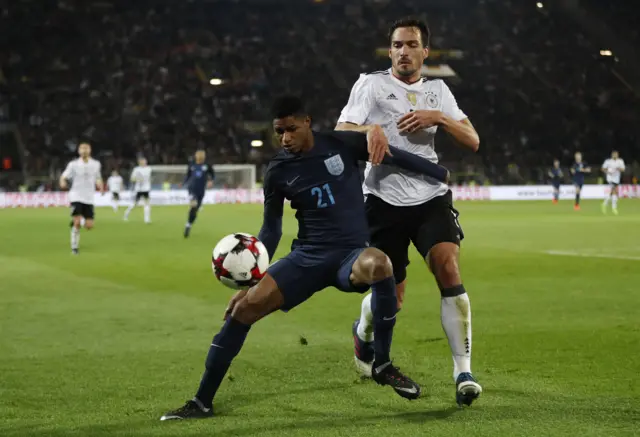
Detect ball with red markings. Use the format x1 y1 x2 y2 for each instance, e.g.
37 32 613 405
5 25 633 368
212 233 270 290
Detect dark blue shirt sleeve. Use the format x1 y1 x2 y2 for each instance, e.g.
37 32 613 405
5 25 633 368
207 164 215 181
183 165 192 186
257 165 284 260
332 131 449 183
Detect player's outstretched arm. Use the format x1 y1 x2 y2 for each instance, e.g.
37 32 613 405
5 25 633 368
257 167 284 260
384 146 450 183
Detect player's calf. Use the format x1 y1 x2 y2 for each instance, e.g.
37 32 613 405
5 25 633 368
428 242 481 404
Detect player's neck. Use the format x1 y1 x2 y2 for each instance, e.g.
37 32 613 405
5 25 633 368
81 156 90 163
391 69 422 85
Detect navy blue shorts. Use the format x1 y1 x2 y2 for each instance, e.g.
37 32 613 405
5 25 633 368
189 191 205 207
573 181 584 189
552 182 560 190
267 246 370 311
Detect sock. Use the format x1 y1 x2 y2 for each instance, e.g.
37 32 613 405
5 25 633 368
370 276 397 366
124 204 134 219
440 285 472 380
553 192 559 201
71 227 80 250
612 194 618 209
143 204 151 222
575 193 581 206
188 206 198 225
603 196 610 206
112 200 119 212
195 318 251 408
356 293 374 342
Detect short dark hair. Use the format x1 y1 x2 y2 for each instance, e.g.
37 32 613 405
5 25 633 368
271 95 308 119
388 17 430 47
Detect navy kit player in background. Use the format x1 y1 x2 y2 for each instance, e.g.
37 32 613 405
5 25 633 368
182 149 215 238
570 152 591 211
548 159 563 204
160 95 450 421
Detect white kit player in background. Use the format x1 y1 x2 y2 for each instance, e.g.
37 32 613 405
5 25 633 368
601 150 625 215
124 157 153 223
59 142 103 255
336 18 482 406
107 169 124 212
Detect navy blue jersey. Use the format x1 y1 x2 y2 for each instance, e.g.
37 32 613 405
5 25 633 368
549 167 563 184
262 131 369 254
257 130 449 259
184 163 215 193
571 162 588 184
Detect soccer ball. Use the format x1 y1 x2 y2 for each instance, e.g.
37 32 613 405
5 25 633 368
212 233 270 290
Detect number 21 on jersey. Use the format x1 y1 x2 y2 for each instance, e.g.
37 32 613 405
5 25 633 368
310 183 335 208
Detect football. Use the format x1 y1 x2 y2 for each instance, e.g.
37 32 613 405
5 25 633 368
212 233 270 290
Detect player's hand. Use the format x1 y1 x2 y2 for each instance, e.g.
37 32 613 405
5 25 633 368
397 110 443 134
207 181 214 189
59 179 68 190
224 289 249 320
366 124 391 166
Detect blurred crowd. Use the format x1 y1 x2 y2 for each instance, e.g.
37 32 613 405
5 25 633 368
0 0 638 189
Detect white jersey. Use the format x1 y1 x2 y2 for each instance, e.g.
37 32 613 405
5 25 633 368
131 166 152 192
602 158 625 184
107 175 123 193
338 69 467 206
61 158 102 205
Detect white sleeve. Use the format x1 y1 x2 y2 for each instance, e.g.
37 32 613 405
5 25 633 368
131 168 139 182
338 74 376 126
620 159 626 170
602 159 610 169
61 162 74 180
441 81 467 121
95 162 102 181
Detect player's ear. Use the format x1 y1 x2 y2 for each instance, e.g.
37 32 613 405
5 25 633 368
303 116 311 127
423 47 429 59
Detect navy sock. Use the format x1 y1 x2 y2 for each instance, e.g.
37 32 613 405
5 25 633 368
370 276 397 366
188 207 198 225
575 193 581 205
195 318 251 408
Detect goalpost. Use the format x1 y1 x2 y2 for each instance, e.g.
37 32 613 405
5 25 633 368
149 164 257 189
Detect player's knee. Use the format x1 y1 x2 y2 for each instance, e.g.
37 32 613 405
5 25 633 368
429 246 461 288
231 297 259 325
360 249 393 283
85 221 94 230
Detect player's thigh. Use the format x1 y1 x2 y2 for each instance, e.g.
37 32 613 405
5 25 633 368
611 183 619 195
232 273 284 324
365 195 411 283
266 250 333 312
411 191 462 261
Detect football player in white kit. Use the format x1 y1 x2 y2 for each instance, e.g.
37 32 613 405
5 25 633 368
601 150 625 215
336 18 482 406
124 157 152 223
106 169 124 212
59 142 103 255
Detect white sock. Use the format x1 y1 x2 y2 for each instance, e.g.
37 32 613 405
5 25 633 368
356 293 374 342
71 227 80 250
612 194 618 209
143 204 151 222
603 196 610 206
112 200 118 212
124 204 134 219
441 292 472 380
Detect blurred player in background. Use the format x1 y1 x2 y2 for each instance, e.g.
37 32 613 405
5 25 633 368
548 159 563 204
601 150 625 215
59 142 103 255
124 157 152 223
336 17 481 406
570 152 591 211
182 149 215 238
106 169 123 212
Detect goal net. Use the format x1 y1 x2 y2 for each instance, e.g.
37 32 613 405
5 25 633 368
149 164 257 189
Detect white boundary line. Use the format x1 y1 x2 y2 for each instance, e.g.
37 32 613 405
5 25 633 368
544 250 640 261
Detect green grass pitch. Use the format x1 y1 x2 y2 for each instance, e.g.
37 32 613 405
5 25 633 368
1 200 639 436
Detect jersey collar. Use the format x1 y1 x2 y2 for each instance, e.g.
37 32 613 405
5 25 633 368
388 68 424 90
